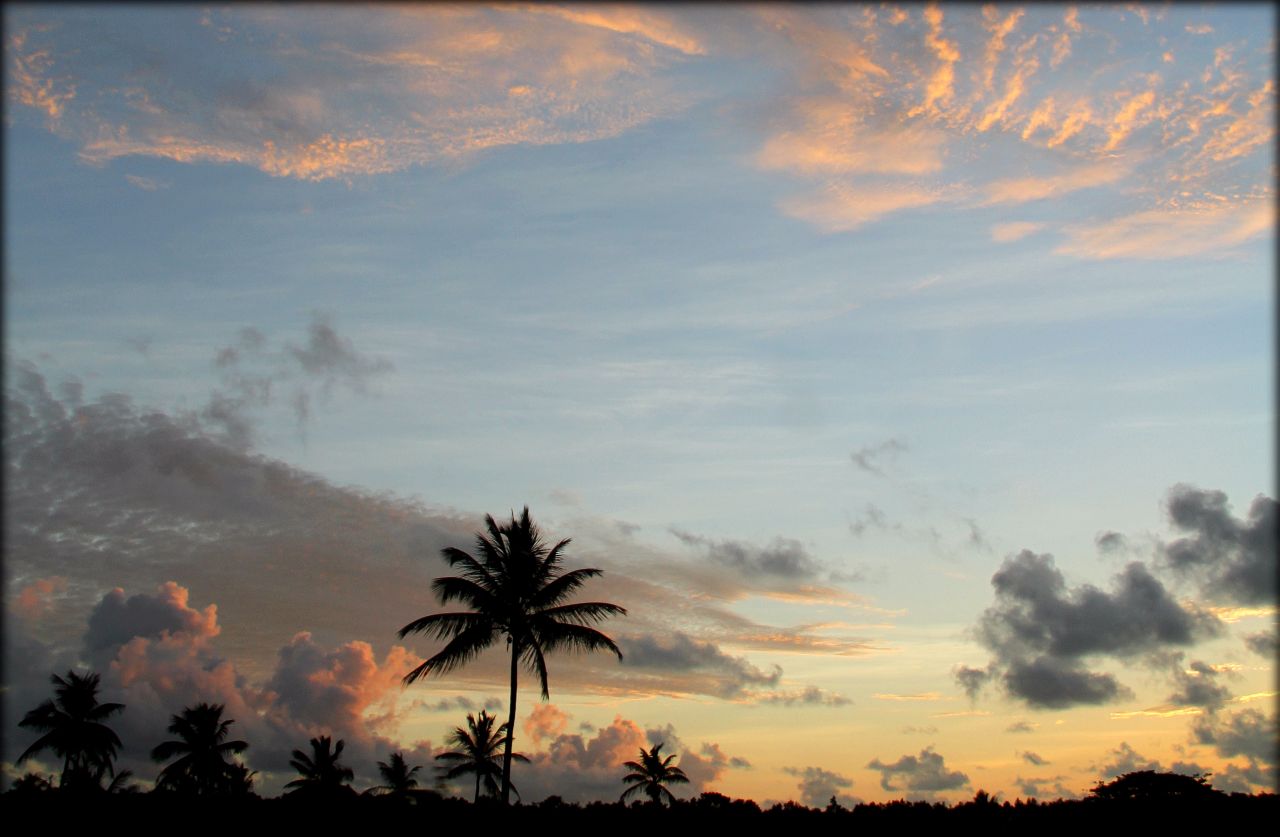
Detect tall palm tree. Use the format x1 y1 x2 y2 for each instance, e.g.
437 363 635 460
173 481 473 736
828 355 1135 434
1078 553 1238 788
151 702 251 795
435 709 529 802
371 752 422 800
620 743 689 806
285 735 354 796
399 507 626 804
18 671 124 792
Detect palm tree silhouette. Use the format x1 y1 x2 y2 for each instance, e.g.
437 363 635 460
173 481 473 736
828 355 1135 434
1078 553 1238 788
371 752 422 800
18 671 124 792
399 507 625 804
435 709 530 802
620 743 690 806
151 702 251 795
285 735 354 797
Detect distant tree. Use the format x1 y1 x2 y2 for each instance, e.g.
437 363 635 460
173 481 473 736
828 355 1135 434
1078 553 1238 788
18 671 124 792
370 752 422 800
151 703 251 796
435 710 529 802
400 507 625 804
285 736 354 797
9 773 54 795
620 742 689 806
1089 771 1223 801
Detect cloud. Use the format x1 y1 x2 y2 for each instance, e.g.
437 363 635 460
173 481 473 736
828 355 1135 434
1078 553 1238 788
867 746 969 796
1015 774 1076 800
1056 197 1275 260
754 686 852 707
783 765 859 808
1243 631 1276 658
1160 485 1277 605
524 702 570 747
619 631 781 698
1021 751 1048 766
1094 531 1127 553
85 581 220 657
669 530 826 581
1190 708 1278 767
1166 657 1232 711
124 174 168 191
982 162 1126 206
11 576 67 621
959 548 1220 708
756 98 945 177
850 438 908 476
779 181 952 232
512 711 743 803
990 221 1045 242
1004 720 1037 733
9 5 700 181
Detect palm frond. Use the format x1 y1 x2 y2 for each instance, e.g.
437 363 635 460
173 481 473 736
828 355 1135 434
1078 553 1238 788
528 567 601 609
397 611 493 641
536 623 624 660
403 623 500 685
535 601 628 625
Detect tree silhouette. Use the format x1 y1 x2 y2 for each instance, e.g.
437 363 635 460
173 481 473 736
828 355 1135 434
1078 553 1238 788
1090 771 1223 801
399 507 625 804
620 742 689 806
285 736 354 797
17 671 124 792
151 702 251 796
371 752 422 800
435 709 529 802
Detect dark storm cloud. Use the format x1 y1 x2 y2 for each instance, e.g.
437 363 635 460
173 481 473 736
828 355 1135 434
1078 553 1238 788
1161 484 1277 605
755 686 851 707
669 529 825 580
850 438 907 476
867 747 969 795
3 359 474 670
286 314 393 393
1166 658 1231 711
957 549 1219 709
1243 631 1277 657
783 766 859 808
1094 531 1127 553
619 632 782 698
1190 709 1278 766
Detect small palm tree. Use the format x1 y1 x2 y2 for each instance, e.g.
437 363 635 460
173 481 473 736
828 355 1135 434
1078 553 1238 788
285 736 354 797
18 671 125 792
151 702 251 796
400 507 626 804
435 710 529 802
370 752 422 800
621 742 689 806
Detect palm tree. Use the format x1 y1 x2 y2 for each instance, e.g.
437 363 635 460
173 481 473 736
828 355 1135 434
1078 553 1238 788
18 671 125 792
370 752 422 800
620 742 689 806
399 507 626 804
435 709 529 802
151 702 251 796
285 735 354 797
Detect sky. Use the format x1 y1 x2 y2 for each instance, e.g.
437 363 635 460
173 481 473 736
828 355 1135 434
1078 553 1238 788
3 2 1275 805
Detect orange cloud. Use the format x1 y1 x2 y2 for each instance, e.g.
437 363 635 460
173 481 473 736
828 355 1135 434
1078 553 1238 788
980 6 1024 91
524 702 570 746
757 99 945 176
911 3 961 117
780 181 951 232
982 162 1125 205
1056 196 1275 260
1102 88 1157 151
12 576 68 620
513 3 705 55
1199 80 1275 162
990 221 1046 242
6 29 75 124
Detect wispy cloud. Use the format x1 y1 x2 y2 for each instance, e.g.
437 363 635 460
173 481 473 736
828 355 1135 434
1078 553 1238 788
1056 195 1274 260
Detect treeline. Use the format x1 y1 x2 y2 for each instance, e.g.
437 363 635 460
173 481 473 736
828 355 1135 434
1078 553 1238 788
5 786 1276 833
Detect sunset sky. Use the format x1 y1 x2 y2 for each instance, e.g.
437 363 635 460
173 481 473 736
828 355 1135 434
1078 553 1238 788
4 3 1275 804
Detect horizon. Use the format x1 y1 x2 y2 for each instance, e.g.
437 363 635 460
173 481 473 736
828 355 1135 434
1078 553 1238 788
3 2 1275 804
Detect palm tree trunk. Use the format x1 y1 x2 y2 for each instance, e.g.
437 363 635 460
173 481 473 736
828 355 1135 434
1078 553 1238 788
501 641 519 805
474 772 480 803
